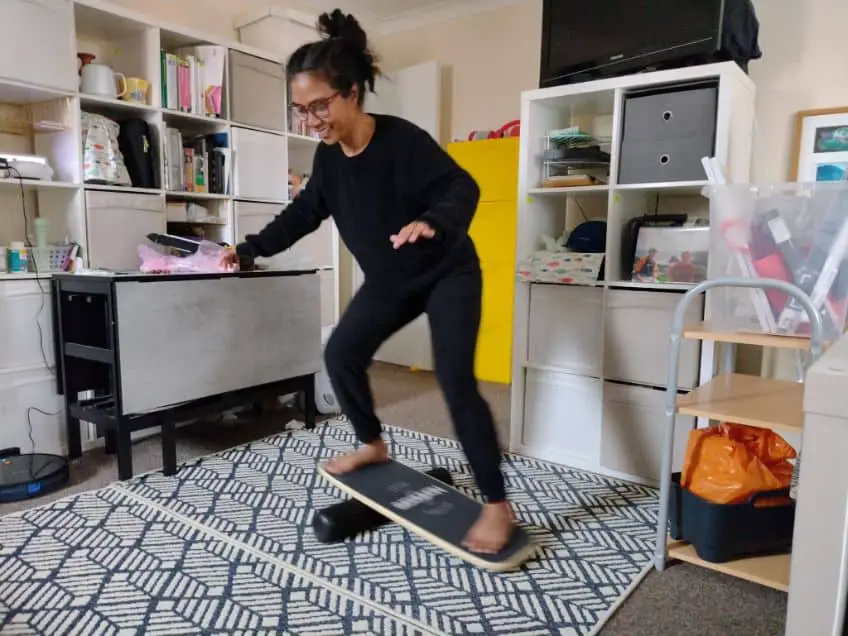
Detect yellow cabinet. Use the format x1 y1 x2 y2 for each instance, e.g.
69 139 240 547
449 137 519 203
449 138 519 384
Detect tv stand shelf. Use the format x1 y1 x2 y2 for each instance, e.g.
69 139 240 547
510 62 756 484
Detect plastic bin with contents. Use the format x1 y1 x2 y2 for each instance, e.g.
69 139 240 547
668 422 797 563
705 181 848 343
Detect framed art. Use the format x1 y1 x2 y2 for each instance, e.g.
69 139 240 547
791 107 848 182
631 225 709 285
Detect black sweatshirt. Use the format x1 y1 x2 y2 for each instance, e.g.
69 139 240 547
236 114 481 296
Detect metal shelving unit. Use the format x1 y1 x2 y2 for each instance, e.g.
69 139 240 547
654 277 826 592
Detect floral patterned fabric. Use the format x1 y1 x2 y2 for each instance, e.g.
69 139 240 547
517 251 604 285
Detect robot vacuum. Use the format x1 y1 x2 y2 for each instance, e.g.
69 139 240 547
0 447 70 503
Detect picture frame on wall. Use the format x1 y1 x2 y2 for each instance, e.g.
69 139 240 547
791 107 848 182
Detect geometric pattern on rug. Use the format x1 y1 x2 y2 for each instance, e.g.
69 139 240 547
0 486 416 635
117 418 660 635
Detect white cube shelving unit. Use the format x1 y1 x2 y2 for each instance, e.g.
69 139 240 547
0 0 332 456
510 62 757 485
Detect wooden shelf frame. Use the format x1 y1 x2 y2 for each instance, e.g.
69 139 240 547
668 541 790 592
683 322 815 350
654 278 827 593
677 372 804 434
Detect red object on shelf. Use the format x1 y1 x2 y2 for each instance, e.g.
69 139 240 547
752 253 792 312
467 119 521 141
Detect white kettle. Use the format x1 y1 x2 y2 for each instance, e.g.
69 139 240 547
80 64 127 99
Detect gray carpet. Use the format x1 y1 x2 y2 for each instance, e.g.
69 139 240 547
0 362 787 635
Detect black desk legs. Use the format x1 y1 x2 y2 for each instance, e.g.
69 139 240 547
65 396 82 460
161 412 177 477
303 377 316 430
104 431 116 454
115 419 133 481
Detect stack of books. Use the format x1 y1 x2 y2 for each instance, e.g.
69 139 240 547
160 45 226 117
163 129 230 194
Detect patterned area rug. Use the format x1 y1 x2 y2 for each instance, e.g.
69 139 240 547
0 418 658 635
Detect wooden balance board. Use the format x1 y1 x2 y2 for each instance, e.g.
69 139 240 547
318 459 536 572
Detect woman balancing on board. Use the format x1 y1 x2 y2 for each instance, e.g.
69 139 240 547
223 10 514 553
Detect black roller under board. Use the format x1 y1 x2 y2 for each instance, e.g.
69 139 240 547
318 459 536 572
312 467 454 544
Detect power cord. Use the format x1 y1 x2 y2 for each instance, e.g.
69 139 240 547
1 161 60 459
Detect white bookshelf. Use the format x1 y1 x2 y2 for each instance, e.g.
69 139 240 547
0 0 329 456
510 62 757 485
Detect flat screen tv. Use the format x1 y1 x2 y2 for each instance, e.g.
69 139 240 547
539 0 760 88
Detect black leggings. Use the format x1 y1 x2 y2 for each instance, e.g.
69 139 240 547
324 265 506 503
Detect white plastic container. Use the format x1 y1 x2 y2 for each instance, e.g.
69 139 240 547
705 182 848 343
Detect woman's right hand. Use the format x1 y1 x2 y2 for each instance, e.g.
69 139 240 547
220 249 240 271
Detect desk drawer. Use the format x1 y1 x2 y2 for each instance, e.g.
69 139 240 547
600 382 694 482
522 368 601 464
528 284 603 377
0 280 53 372
115 273 321 414
603 288 702 388
229 51 286 131
232 127 288 201
85 191 165 270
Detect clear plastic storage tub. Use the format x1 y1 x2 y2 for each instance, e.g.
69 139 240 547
705 182 848 343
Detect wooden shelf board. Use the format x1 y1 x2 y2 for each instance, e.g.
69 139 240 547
683 323 813 350
677 373 804 432
0 179 78 191
165 191 229 201
84 184 161 195
79 94 158 114
614 180 709 194
288 132 321 146
668 541 790 592
606 280 695 292
528 185 609 195
162 109 228 127
0 80 73 105
0 272 53 281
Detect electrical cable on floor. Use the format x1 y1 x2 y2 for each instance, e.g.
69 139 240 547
2 163 61 463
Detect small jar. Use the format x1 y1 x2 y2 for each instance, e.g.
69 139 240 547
8 241 28 273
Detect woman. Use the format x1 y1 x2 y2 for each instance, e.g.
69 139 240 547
226 10 514 553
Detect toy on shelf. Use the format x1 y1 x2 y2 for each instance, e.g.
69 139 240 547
467 120 520 141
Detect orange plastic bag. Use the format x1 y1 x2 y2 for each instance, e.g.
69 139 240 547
680 422 797 505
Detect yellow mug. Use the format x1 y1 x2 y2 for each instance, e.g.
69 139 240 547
122 77 150 104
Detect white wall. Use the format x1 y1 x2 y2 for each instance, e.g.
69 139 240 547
113 0 848 378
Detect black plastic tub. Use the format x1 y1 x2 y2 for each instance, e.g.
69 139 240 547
668 472 796 563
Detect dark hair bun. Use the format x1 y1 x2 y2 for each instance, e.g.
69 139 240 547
286 9 380 106
318 9 367 52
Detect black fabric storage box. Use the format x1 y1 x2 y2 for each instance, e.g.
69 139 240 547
668 472 796 563
618 80 718 184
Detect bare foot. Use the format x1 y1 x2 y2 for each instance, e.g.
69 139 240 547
462 501 516 554
325 439 389 475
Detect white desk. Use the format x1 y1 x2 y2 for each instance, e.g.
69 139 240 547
786 332 848 635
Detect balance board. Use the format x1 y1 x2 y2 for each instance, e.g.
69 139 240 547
318 459 536 572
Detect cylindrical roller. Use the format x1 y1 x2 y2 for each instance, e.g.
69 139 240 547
312 467 453 544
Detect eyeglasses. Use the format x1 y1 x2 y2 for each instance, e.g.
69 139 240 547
290 92 340 121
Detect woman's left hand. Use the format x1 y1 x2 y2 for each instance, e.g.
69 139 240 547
390 221 435 249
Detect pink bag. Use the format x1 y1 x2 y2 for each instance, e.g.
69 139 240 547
138 240 236 274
